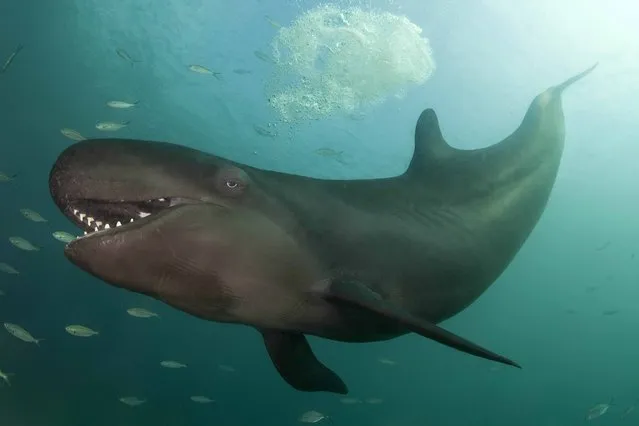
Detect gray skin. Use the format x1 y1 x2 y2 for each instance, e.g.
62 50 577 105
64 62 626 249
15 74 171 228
49 64 596 394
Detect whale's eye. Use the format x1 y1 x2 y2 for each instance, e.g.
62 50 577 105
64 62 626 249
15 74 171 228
216 167 249 197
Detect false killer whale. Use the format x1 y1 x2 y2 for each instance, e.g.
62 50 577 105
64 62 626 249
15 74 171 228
48 63 597 394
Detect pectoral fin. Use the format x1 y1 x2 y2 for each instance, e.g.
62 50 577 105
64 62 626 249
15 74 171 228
320 280 521 369
260 329 348 394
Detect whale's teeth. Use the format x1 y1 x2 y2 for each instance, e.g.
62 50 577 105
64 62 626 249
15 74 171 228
73 209 79 215
87 217 94 225
130 218 134 223
138 212 151 218
79 213 86 221
94 227 99 232
105 224 110 229
158 198 166 202
84 231 88 235
116 221 122 227
95 221 102 227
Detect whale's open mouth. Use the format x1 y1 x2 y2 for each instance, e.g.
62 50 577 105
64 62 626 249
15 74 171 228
66 197 193 238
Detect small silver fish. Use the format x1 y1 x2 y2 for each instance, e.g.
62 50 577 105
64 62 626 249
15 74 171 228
218 364 236 372
377 357 396 366
9 237 39 251
299 410 330 424
314 148 343 156
0 368 12 386
0 263 19 274
115 48 140 64
232 68 252 75
1 44 23 74
160 360 186 369
0 172 17 182
254 50 276 64
20 208 47 223
365 398 383 404
586 400 613 420
190 395 215 404
314 148 348 164
4 323 42 345
60 128 86 141
253 124 278 138
119 396 146 406
106 100 139 109
264 15 282 28
188 65 222 79
96 121 129 131
347 111 367 121
126 307 159 318
622 405 636 418
52 231 76 243
0 289 5 296
65 325 99 337
339 397 361 404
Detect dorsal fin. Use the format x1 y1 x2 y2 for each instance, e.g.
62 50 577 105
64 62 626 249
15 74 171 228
406 108 459 177
405 63 598 180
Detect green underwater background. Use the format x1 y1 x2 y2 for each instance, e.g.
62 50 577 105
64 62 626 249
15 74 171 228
1 0 638 425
